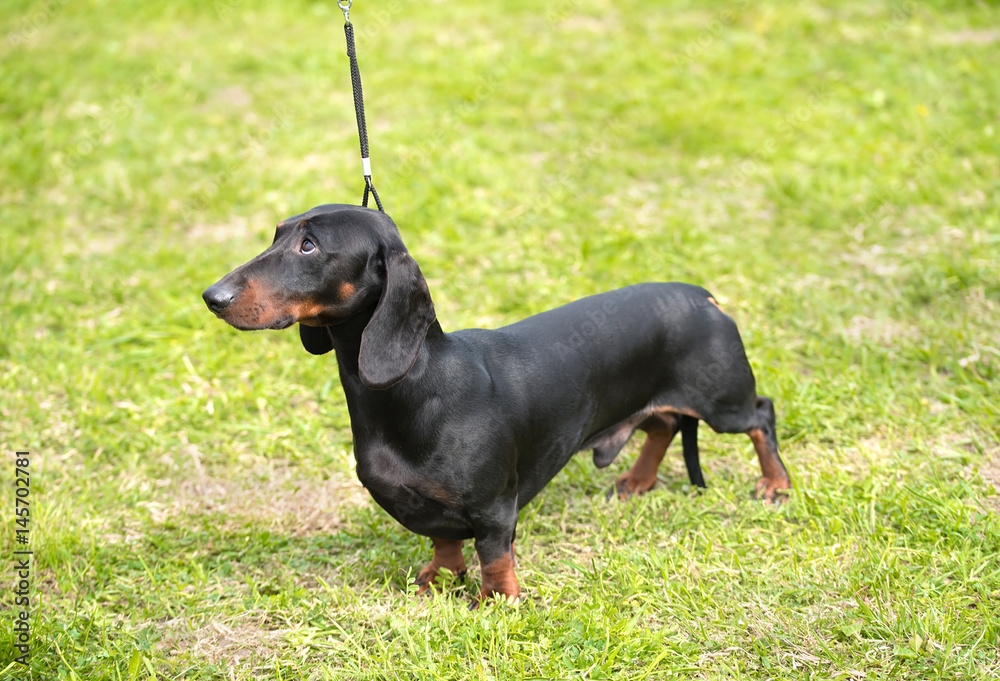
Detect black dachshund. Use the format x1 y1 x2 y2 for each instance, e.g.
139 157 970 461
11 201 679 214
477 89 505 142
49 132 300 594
203 204 790 605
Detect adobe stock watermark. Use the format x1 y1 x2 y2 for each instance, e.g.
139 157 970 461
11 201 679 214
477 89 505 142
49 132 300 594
649 294 754 406
552 288 753 406
729 85 831 187
675 337 753 406
857 126 955 229
880 1 918 38
54 62 172 178
342 0 403 41
552 286 636 363
380 51 518 187
215 0 403 40
347 0 607 188
12 451 33 668
5 0 69 48
505 116 626 226
672 0 751 65
546 0 582 25
177 107 293 223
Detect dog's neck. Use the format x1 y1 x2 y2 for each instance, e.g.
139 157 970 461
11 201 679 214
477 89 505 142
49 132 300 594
326 306 375 369
325 305 444 389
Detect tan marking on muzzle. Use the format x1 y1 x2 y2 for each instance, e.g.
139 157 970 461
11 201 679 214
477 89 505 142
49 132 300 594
222 279 295 328
222 279 269 325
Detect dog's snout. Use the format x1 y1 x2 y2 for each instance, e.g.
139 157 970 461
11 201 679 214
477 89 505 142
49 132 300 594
203 283 236 313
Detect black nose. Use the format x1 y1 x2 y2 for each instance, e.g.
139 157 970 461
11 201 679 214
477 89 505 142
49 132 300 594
203 283 236 313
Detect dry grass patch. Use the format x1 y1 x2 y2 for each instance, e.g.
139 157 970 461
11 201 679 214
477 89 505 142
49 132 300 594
158 611 288 667
155 466 371 536
975 445 1000 515
186 214 271 245
933 29 1000 45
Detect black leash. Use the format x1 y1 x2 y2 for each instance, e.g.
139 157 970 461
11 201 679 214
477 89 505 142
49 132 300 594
339 0 384 212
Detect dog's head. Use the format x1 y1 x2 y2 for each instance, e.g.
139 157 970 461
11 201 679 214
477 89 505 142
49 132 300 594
202 204 436 389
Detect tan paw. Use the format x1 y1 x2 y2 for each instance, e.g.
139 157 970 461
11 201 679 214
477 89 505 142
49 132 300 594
754 477 791 505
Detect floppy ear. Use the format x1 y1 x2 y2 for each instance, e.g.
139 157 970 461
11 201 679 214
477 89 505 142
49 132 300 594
358 249 436 390
300 324 334 355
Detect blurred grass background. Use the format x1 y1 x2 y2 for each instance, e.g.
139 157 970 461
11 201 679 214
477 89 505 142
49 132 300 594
1 0 998 678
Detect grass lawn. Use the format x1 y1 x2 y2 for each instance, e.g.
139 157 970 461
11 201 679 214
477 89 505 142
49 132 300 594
1 0 999 678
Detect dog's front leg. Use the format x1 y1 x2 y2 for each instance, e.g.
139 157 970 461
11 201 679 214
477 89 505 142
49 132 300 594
414 538 467 596
470 495 520 608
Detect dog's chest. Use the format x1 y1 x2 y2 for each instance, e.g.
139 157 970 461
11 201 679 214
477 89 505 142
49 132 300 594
354 444 473 537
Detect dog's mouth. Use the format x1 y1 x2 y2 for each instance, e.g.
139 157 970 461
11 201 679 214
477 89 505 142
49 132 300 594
216 311 296 332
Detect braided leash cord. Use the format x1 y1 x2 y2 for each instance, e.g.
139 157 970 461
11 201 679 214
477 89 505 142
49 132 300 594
344 18 383 211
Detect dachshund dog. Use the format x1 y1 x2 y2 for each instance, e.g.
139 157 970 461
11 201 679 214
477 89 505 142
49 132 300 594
203 204 791 605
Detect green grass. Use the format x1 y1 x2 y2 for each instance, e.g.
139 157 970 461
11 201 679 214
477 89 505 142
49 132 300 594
1 0 999 678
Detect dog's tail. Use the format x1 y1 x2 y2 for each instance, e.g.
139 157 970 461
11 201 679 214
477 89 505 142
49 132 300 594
680 415 706 489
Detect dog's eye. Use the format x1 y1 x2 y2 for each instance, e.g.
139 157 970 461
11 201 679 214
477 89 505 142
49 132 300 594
301 239 315 254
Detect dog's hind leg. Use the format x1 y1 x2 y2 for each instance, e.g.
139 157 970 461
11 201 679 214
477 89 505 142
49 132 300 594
613 415 679 499
747 396 791 504
414 538 467 595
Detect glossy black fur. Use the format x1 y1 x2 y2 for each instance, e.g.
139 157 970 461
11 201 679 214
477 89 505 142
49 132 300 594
203 204 787 592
